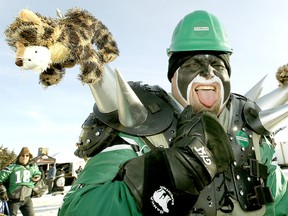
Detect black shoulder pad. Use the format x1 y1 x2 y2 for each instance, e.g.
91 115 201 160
93 82 179 139
75 113 121 158
231 94 270 135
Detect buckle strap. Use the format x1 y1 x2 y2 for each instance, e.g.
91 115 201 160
220 196 234 213
242 158 268 180
255 186 274 205
247 185 274 206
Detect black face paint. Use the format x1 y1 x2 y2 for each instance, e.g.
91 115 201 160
177 54 231 103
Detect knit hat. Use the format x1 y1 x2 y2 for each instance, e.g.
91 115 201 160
18 147 33 159
167 51 231 82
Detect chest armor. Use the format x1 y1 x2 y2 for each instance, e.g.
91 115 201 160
191 94 273 215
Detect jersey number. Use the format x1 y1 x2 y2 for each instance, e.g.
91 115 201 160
15 170 31 183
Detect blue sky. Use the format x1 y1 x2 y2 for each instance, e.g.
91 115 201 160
1 0 288 158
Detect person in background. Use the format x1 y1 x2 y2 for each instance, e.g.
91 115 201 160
58 10 288 216
39 166 45 180
46 164 56 194
75 166 82 175
0 147 41 216
56 167 65 177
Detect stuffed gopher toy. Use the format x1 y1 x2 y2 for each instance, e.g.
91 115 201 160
4 8 119 87
276 64 288 86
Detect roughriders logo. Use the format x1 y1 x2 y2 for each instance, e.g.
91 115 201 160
194 146 211 165
150 186 174 214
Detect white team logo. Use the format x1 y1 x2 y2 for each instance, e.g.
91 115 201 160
194 146 212 165
150 186 174 214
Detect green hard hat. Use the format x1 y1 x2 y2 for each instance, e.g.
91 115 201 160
167 10 233 55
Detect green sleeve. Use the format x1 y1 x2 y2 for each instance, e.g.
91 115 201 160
260 138 288 216
30 163 41 177
58 148 141 216
0 164 15 184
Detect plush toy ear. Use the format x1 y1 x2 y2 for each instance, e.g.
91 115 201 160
19 9 42 24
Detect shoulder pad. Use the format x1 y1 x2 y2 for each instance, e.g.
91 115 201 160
93 81 180 137
231 94 270 135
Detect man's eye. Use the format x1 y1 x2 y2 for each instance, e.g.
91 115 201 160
182 63 200 69
212 64 225 70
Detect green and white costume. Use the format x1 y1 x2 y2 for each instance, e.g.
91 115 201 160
59 9 288 216
58 89 288 216
0 163 41 200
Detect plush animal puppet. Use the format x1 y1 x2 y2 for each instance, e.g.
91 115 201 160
5 8 119 87
276 64 288 86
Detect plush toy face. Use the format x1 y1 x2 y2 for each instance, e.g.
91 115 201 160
17 45 51 72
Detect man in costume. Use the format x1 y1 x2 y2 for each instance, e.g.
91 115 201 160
58 10 288 215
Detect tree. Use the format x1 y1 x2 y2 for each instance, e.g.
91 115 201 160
0 145 17 170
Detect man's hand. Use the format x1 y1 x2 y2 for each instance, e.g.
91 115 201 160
114 106 234 215
0 185 8 201
0 191 8 201
173 105 234 174
32 175 41 182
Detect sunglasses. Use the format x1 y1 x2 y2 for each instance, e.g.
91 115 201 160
21 154 30 157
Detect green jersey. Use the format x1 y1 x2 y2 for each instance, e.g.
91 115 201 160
0 163 41 196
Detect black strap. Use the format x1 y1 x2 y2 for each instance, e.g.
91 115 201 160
254 186 274 205
220 196 234 213
247 158 268 180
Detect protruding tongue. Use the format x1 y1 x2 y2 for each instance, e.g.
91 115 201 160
197 90 217 107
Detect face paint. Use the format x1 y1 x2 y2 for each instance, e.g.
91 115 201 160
171 69 188 107
187 75 224 115
172 54 231 115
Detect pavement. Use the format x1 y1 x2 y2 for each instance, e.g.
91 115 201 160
18 187 71 216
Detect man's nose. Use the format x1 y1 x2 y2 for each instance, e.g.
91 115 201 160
199 64 214 79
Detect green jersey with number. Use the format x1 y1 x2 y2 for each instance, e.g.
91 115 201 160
0 163 41 195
